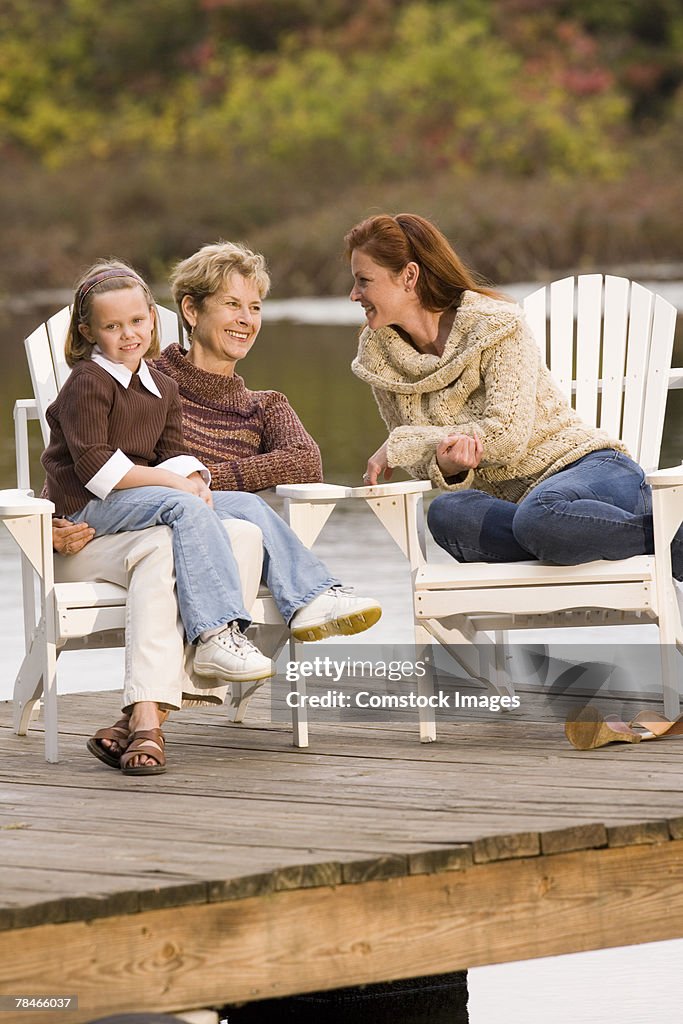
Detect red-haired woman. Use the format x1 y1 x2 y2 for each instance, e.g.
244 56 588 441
345 213 683 574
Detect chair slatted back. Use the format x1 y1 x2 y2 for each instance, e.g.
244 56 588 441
523 275 677 472
25 304 183 446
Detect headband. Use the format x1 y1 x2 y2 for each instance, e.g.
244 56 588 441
77 269 146 317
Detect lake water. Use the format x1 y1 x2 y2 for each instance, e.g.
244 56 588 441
1 293 682 1022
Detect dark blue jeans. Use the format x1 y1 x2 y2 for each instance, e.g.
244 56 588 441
427 449 683 579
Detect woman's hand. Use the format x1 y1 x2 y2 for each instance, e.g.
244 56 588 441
363 440 393 486
436 433 483 479
52 518 96 555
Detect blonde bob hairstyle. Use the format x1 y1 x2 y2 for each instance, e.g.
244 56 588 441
66 259 160 368
169 241 271 335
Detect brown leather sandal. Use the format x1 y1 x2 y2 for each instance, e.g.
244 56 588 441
120 728 166 775
86 717 131 769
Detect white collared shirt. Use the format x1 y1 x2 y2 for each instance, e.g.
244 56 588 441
86 351 211 498
92 349 163 397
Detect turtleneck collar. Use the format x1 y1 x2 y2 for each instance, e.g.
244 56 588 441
155 344 260 416
351 291 523 395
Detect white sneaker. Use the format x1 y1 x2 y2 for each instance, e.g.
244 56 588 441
194 622 275 683
289 587 382 642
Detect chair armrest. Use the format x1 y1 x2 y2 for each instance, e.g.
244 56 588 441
13 398 40 420
276 482 352 502
348 480 433 499
276 483 352 548
350 480 431 567
14 400 40 490
0 488 54 516
646 465 683 488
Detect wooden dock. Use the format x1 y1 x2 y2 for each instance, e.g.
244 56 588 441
1 686 683 1023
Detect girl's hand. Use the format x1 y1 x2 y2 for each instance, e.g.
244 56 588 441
436 433 483 478
363 440 393 486
182 472 214 508
116 466 213 507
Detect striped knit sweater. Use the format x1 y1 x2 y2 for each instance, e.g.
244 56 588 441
42 360 186 516
154 344 323 492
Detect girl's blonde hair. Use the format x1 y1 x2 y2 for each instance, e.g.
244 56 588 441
169 241 270 334
66 259 160 367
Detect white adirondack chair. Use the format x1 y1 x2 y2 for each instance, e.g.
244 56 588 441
351 275 682 741
9 304 347 760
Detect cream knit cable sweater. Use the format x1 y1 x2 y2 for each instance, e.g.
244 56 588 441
351 290 627 503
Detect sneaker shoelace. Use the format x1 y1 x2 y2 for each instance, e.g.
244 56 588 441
215 622 259 657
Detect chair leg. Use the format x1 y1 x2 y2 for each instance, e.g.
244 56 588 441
415 623 436 743
494 628 512 681
241 623 309 746
39 512 59 762
652 492 683 719
486 629 516 702
233 623 286 723
657 589 681 719
288 636 309 748
13 628 44 735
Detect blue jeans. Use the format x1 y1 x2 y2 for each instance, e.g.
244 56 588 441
70 488 337 643
427 449 683 579
210 491 338 622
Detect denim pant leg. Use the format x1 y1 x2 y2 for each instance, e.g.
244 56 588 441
511 450 655 564
70 488 250 642
427 490 533 562
210 491 339 622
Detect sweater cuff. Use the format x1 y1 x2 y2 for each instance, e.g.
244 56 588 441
155 455 211 485
86 449 136 499
429 455 474 492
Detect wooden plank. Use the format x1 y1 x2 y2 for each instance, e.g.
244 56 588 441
24 322 57 446
548 277 575 403
341 855 408 884
4 777 683 830
638 292 678 470
599 275 630 436
607 820 671 847
574 274 602 425
408 846 472 874
2 841 683 1024
668 816 683 840
472 832 540 863
522 285 548 358
45 306 72 391
540 822 607 855
621 281 654 461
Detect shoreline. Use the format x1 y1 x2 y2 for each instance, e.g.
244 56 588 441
4 268 683 322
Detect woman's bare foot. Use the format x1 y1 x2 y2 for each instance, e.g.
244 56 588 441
86 716 132 769
124 703 169 770
99 715 130 757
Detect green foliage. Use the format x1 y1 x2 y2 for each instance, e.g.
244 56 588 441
0 0 631 180
0 0 680 295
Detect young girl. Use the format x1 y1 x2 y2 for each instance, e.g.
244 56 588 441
42 260 275 772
